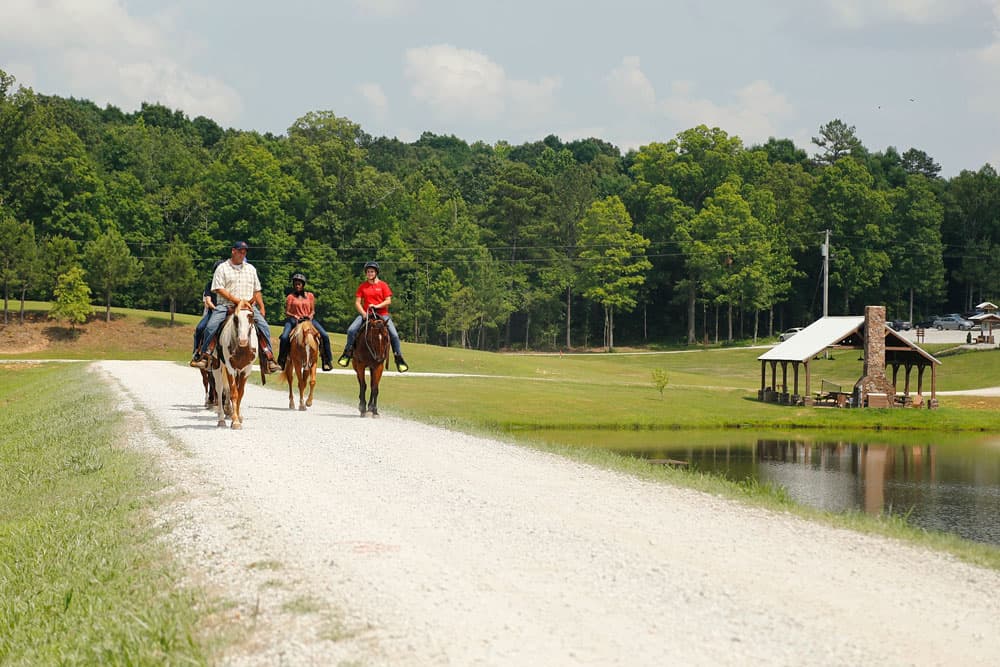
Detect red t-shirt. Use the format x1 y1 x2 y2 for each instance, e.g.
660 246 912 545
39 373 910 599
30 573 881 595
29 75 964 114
356 280 392 316
285 292 315 319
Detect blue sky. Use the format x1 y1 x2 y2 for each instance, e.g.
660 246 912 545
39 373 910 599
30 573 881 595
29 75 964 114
2 0 999 176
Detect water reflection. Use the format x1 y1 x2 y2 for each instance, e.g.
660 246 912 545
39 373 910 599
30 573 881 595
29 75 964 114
749 440 1000 545
528 430 1000 545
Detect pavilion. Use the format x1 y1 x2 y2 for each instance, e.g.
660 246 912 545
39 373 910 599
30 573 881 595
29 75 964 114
756 306 940 408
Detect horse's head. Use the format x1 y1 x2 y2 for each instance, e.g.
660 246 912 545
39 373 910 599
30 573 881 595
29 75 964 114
356 316 389 366
234 301 256 349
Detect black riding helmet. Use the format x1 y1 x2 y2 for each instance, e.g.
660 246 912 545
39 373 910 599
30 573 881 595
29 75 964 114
290 272 306 285
363 261 379 274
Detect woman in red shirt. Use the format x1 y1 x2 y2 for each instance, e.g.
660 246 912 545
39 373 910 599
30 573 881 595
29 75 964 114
277 273 333 371
337 261 409 372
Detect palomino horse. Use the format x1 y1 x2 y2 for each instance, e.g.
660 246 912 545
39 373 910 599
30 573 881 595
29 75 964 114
352 312 390 417
280 320 320 410
211 301 258 429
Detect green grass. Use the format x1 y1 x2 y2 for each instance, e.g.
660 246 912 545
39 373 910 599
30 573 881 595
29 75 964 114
311 344 1000 432
0 363 211 665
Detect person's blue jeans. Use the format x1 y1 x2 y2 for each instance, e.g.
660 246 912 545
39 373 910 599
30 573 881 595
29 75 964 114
343 314 402 357
279 317 332 363
199 304 274 355
193 308 212 354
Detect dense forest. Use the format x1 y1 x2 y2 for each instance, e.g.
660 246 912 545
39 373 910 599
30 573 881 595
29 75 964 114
1 68 997 350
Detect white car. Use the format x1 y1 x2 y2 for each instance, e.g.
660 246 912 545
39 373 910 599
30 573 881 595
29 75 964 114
778 327 804 342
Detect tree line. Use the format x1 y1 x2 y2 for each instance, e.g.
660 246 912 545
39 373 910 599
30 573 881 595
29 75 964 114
1 69 997 350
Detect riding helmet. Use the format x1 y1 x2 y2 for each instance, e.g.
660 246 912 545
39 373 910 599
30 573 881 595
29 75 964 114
291 272 306 285
363 261 380 274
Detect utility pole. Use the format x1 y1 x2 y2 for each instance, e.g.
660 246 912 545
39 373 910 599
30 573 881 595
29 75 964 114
821 229 830 318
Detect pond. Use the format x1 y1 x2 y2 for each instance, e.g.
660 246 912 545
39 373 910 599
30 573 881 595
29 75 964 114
521 429 1000 546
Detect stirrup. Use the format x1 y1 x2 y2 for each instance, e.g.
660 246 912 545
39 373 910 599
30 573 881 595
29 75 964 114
337 354 351 367
395 355 408 373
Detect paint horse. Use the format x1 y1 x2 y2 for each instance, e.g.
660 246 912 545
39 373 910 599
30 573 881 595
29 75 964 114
352 310 390 417
280 319 320 410
211 300 257 429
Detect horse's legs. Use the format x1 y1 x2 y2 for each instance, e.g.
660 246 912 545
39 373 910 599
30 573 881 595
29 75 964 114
297 367 307 411
231 374 247 429
306 364 316 407
355 366 368 416
369 366 383 417
215 369 229 427
286 366 295 409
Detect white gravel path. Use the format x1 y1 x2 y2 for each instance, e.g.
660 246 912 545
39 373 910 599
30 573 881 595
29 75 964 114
95 360 1000 666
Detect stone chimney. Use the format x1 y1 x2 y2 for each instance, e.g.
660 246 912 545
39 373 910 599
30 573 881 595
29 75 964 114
854 305 895 404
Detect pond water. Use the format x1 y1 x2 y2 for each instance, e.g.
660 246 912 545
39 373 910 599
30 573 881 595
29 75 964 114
522 429 1000 546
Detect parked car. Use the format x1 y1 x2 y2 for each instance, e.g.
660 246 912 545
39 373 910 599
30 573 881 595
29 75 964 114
777 327 804 342
890 319 912 331
932 313 975 330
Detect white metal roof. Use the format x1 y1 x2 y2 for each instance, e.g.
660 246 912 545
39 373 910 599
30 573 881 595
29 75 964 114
758 317 863 362
757 315 940 365
970 312 1000 322
975 301 998 311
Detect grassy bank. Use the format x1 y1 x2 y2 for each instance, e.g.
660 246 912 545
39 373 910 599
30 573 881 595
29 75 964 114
0 363 210 664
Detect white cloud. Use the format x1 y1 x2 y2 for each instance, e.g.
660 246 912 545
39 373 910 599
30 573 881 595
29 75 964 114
0 0 241 122
605 56 656 112
404 44 559 124
661 80 794 144
353 0 416 18
826 0 972 27
358 82 389 121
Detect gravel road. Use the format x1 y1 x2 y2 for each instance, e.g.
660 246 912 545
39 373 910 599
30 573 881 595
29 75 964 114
95 360 1000 666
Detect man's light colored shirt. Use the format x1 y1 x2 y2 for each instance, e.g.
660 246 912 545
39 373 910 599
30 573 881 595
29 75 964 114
212 260 261 306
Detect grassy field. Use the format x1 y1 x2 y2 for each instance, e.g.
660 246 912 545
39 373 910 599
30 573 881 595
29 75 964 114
0 362 212 664
4 303 1000 433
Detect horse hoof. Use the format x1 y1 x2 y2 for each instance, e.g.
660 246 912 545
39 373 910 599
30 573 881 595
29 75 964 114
216 420 227 428
231 422 242 430
306 399 313 407
298 405 306 411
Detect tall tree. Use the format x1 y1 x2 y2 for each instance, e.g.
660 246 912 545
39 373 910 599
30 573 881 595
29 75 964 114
811 158 891 312
157 238 200 324
812 119 864 166
83 227 142 321
885 176 945 322
577 196 651 351
0 210 36 323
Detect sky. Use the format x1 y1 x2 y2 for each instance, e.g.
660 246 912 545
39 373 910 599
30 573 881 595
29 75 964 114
2 0 1000 176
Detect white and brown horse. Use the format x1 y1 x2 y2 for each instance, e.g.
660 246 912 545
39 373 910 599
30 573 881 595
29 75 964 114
280 320 320 410
211 301 258 429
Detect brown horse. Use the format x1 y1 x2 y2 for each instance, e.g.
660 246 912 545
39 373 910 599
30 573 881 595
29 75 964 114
280 320 320 410
211 301 257 429
352 313 390 417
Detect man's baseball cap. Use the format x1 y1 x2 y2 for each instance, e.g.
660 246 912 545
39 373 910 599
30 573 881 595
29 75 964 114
231 241 249 250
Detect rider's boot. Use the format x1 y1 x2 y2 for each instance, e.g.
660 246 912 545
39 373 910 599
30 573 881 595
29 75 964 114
262 346 282 374
189 339 216 369
277 341 288 370
394 354 409 373
337 348 351 367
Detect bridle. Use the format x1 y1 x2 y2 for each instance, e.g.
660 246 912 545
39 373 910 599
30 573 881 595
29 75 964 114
360 307 388 363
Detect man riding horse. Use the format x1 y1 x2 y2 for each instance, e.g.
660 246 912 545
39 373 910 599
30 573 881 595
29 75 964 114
190 241 281 373
337 261 409 372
